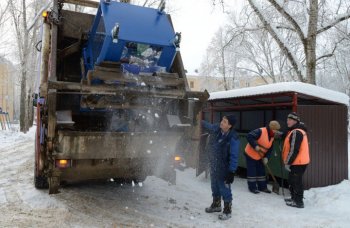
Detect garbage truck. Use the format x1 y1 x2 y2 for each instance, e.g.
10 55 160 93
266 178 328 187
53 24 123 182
34 0 208 194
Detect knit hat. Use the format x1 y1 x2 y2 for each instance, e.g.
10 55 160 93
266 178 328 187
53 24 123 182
269 120 281 131
287 112 300 122
225 115 237 126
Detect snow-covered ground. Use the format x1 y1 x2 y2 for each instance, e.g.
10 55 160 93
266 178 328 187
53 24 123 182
0 128 349 227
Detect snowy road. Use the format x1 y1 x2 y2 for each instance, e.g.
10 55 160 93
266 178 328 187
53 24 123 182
0 128 349 227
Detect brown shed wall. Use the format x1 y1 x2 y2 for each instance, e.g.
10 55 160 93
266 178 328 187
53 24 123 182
298 105 348 189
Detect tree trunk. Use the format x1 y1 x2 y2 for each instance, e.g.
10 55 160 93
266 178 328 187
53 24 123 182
27 87 34 129
305 0 318 85
221 49 228 90
19 71 27 132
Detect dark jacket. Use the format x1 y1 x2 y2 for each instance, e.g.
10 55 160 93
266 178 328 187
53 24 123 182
201 120 240 179
285 122 308 165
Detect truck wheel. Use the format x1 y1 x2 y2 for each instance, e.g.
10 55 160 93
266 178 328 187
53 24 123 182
134 176 146 183
34 174 49 189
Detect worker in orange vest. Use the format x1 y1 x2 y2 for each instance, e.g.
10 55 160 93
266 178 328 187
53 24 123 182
283 112 310 208
245 120 281 194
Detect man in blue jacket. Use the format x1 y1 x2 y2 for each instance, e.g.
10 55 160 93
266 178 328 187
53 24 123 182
202 115 240 220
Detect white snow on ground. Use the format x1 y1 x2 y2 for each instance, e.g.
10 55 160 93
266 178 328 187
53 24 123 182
0 128 349 227
0 125 33 150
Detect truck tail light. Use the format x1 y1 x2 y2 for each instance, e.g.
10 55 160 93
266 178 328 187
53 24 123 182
174 156 182 162
55 159 72 168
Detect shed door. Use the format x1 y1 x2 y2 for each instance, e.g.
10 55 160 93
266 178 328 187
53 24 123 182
298 105 348 189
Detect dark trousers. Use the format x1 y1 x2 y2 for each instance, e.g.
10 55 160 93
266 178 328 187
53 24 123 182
288 165 307 203
245 154 267 191
210 172 232 202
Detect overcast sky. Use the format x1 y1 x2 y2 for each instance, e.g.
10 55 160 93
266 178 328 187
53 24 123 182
169 0 245 75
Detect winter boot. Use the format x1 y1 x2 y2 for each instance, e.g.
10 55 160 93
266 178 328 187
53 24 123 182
205 197 221 213
286 186 295 202
218 202 232 220
260 188 272 193
249 189 260 194
286 200 304 208
284 193 295 202
284 197 293 202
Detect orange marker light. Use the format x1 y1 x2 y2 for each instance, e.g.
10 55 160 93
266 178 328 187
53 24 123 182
174 156 181 161
59 159 68 165
42 11 48 18
55 159 71 168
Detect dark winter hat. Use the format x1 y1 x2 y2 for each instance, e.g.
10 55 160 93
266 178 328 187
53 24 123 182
287 112 300 122
225 115 237 126
269 120 281 131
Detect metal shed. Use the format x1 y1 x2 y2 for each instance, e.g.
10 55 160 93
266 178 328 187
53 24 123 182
200 82 349 189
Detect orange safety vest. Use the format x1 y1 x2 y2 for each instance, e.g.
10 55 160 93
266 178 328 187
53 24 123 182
282 129 310 165
245 127 274 160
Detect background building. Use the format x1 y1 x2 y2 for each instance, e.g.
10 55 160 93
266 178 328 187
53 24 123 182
0 57 16 121
186 74 273 92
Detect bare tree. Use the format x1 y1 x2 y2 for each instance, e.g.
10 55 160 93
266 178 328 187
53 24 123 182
0 2 10 26
246 0 350 84
131 0 162 8
230 11 298 84
9 0 44 132
0 2 11 47
199 10 296 89
199 27 239 91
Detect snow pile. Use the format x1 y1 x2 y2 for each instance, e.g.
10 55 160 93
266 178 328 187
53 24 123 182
209 82 350 106
306 180 350 211
0 125 35 150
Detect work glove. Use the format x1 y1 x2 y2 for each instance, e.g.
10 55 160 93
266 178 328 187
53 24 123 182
274 131 283 138
225 172 235 184
285 164 291 172
262 157 268 165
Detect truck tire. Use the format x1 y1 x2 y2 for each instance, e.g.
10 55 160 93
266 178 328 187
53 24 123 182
134 176 146 183
34 174 49 189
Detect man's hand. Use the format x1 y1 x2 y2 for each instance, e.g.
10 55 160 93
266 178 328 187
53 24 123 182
262 157 268 165
225 172 235 184
285 164 291 172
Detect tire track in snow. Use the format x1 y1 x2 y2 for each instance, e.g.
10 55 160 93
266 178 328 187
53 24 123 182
0 143 34 186
55 187 184 227
0 136 67 228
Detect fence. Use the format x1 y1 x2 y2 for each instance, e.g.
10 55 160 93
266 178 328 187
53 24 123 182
0 111 11 130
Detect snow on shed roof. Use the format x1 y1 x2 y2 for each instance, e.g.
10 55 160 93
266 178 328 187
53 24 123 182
209 82 349 106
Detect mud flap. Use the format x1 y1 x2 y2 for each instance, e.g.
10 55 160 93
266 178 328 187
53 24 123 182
158 168 176 185
49 176 60 194
153 155 177 184
34 125 48 189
